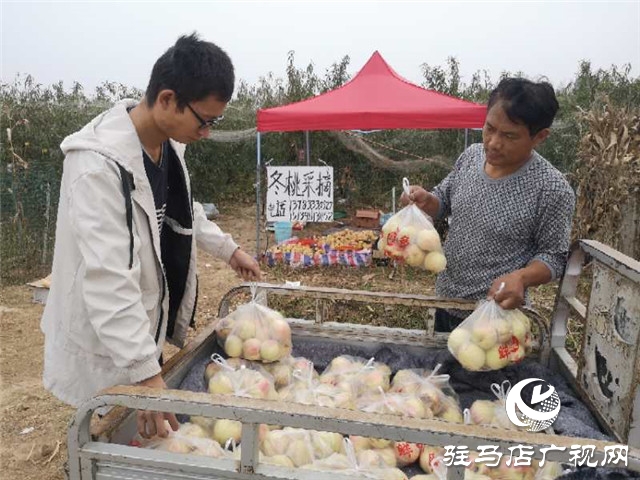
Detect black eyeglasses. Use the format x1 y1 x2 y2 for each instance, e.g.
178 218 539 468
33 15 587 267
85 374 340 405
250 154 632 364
186 103 224 129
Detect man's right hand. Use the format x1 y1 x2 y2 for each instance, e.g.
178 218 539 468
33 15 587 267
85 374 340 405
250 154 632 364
135 373 180 438
400 185 440 218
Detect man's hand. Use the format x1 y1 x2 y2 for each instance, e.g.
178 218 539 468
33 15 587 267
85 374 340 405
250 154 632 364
229 248 262 281
488 261 553 309
399 185 440 218
488 271 526 310
136 374 180 438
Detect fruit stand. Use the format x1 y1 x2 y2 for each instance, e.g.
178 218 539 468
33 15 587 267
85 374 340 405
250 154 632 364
265 229 379 268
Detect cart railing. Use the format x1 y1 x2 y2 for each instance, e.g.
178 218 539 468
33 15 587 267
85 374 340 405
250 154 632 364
68 386 640 480
550 240 640 447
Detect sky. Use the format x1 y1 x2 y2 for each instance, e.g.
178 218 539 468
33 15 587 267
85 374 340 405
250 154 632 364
1 1 639 96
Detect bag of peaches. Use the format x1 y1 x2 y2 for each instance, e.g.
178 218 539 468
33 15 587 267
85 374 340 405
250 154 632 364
215 283 292 363
378 178 446 273
447 284 534 371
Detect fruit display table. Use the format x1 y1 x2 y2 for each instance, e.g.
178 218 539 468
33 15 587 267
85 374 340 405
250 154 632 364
265 229 378 268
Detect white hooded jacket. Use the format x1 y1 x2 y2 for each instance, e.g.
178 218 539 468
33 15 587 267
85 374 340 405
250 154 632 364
41 100 238 407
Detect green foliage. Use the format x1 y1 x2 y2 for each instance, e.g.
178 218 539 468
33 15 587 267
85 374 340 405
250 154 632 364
0 76 141 284
2 55 638 284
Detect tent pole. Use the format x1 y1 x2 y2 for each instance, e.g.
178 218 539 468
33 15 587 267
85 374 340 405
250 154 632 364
464 128 469 150
256 132 261 257
392 187 396 214
305 131 310 166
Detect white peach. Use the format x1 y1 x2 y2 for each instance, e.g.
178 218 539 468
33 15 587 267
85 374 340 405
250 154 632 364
447 327 471 354
457 343 486 371
212 419 242 445
405 244 426 267
424 251 447 273
485 345 510 370
224 335 243 358
260 339 282 362
242 338 262 360
416 229 441 251
394 441 422 467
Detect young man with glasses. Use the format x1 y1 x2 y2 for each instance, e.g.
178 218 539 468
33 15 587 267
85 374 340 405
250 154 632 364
41 33 261 439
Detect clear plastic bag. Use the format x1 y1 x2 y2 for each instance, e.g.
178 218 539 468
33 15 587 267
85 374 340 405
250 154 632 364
260 427 317 467
207 354 278 400
348 436 394 459
279 359 356 410
320 355 391 396
194 358 279 447
417 446 446 474
466 381 528 432
139 426 228 458
263 429 341 471
357 387 433 419
305 437 408 479
215 284 292 363
204 357 249 383
379 178 446 273
390 365 462 422
448 286 533 372
262 355 317 390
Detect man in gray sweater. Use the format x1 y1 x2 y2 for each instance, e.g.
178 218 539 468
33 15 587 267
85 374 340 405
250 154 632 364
403 78 575 331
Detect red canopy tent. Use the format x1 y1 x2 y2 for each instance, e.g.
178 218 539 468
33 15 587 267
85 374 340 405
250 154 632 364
257 51 487 132
254 52 487 253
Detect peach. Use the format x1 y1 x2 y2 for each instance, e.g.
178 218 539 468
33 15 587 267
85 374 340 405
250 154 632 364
469 400 495 425
224 335 243 358
376 447 397 467
456 342 486 371
405 244 426 267
381 218 400 236
285 439 314 467
161 437 193 454
471 317 498 350
177 422 208 438
261 430 289 457
397 226 418 245
242 338 262 361
208 373 234 395
416 229 441 251
447 327 471 354
260 339 282 362
270 318 291 343
485 345 510 370
419 446 445 473
212 419 242 445
394 441 422 467
511 316 529 343
349 435 371 451
370 437 392 449
235 318 256 340
423 251 447 272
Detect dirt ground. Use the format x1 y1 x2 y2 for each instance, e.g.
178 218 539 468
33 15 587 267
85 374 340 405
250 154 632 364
0 204 560 480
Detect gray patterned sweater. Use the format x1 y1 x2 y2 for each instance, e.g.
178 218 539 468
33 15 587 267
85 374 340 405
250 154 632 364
432 143 575 302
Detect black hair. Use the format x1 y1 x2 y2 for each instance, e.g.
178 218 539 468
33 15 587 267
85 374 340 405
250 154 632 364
145 32 234 108
487 78 559 136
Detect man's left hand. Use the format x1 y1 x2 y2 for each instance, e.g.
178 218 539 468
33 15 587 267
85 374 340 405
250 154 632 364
488 271 525 310
229 248 262 281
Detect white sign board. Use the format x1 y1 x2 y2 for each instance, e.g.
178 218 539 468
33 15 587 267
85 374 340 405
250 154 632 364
266 166 333 222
